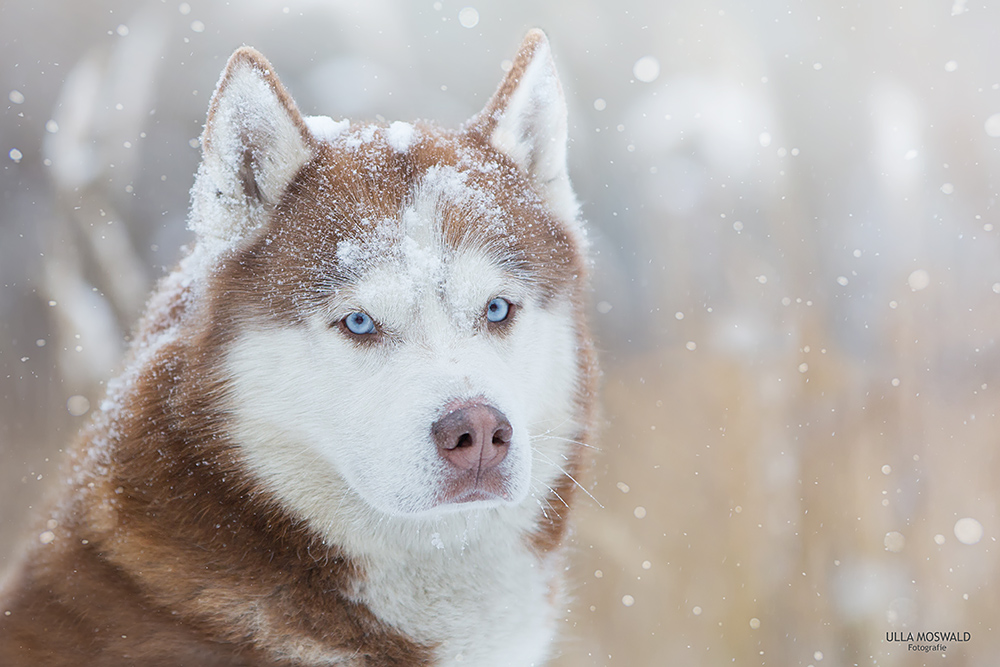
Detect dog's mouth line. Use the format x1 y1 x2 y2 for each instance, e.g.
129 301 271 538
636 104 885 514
436 469 514 507
449 487 507 504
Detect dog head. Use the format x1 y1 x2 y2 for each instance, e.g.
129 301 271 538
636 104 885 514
187 32 591 526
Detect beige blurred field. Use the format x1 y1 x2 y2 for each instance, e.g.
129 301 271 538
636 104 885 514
4 1 1000 665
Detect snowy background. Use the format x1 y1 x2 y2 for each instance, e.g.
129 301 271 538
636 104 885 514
4 0 1000 665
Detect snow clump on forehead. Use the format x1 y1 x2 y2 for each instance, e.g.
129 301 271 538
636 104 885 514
387 121 416 153
304 115 349 143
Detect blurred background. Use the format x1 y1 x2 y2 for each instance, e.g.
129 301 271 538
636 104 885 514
3 0 1000 664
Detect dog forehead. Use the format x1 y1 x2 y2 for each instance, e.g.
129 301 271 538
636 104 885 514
304 121 538 238
269 121 579 294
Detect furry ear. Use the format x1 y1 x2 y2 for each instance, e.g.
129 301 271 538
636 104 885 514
469 30 578 223
189 47 313 250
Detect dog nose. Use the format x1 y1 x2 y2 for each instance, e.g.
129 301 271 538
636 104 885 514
432 404 512 472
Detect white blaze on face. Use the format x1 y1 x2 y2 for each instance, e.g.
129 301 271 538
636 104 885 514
224 164 581 534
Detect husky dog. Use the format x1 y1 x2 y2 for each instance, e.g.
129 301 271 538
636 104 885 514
0 30 596 666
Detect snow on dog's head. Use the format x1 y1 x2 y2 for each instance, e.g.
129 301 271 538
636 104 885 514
188 34 591 539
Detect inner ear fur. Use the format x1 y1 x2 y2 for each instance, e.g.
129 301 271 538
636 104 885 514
467 29 579 224
190 47 314 249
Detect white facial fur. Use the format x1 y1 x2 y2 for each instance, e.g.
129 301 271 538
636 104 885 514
225 174 582 537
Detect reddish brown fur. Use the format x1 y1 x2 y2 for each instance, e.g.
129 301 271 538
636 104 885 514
0 277 435 665
0 35 596 666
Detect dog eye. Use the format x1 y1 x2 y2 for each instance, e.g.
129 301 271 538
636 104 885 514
343 311 376 335
485 297 511 323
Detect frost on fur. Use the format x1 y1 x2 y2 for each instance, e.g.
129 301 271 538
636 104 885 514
472 30 581 235
304 115 349 143
189 47 314 253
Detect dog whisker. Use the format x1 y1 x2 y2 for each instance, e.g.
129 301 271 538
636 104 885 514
530 476 569 510
529 477 564 511
533 451 604 509
528 421 600 451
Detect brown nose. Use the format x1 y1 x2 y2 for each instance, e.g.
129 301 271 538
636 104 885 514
432 404 512 473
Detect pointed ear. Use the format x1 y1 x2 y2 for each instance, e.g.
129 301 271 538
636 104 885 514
189 47 314 249
469 30 578 223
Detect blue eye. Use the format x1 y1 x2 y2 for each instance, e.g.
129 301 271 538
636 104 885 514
344 311 376 335
486 297 511 323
